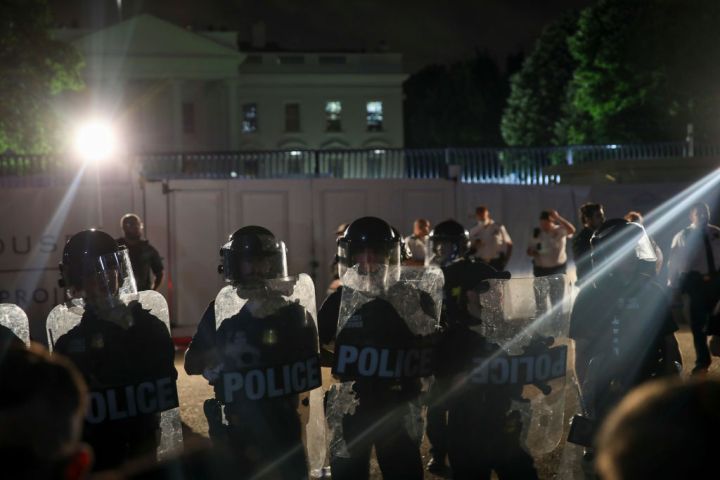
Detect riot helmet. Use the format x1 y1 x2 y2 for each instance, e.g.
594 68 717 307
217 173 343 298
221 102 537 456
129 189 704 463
219 226 288 285
590 219 657 279
426 219 471 267
59 229 137 308
337 217 401 289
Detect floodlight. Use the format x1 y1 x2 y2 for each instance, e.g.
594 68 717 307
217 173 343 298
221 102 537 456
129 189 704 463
73 119 117 163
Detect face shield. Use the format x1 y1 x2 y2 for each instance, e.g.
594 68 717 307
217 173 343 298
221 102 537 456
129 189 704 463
64 247 137 309
220 240 288 286
338 241 401 293
426 237 463 267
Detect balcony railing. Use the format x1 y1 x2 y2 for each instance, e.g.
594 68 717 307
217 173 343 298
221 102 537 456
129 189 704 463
1 142 716 187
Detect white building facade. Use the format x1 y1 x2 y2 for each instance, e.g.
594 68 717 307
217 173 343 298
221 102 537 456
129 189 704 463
54 14 407 154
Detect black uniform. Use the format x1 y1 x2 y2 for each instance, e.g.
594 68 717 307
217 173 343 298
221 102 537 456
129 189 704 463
570 274 679 421
572 227 594 285
430 258 538 479
54 301 177 471
116 239 163 291
321 283 436 480
0 324 23 354
214 299 319 480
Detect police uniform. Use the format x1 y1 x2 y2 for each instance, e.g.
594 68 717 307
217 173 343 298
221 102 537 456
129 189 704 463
215 299 318 480
571 273 679 422
54 301 177 471
431 258 538 479
324 282 434 480
469 220 512 271
572 227 594 285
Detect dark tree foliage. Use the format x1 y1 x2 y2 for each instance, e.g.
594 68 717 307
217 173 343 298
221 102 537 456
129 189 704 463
403 51 515 148
0 0 84 153
501 12 579 147
562 0 720 144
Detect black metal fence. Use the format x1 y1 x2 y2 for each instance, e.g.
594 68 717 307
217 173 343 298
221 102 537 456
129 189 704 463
2 142 717 187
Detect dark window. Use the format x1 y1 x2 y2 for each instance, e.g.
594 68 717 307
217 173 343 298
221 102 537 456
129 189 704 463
285 103 300 132
366 101 383 131
319 56 347 65
244 55 263 64
182 102 195 134
242 103 257 133
278 55 305 65
325 101 342 132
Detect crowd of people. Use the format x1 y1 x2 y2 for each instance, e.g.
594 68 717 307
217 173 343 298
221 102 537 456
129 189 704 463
1 202 720 479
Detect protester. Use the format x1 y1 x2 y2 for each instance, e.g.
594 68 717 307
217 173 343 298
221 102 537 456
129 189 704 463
597 377 720 480
573 203 604 284
0 345 92 480
667 202 720 374
623 210 663 275
469 206 513 270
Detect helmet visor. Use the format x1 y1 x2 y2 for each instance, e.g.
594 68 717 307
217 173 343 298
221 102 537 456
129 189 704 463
221 240 288 284
426 237 462 267
66 248 137 307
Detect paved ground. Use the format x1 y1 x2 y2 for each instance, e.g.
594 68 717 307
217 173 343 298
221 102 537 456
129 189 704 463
175 324 710 479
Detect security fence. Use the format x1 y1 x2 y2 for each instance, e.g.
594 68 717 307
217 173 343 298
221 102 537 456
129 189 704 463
1 141 715 187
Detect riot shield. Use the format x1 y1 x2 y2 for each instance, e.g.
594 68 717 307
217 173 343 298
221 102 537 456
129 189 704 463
0 303 30 346
326 265 443 461
214 273 324 476
46 291 183 461
473 274 572 456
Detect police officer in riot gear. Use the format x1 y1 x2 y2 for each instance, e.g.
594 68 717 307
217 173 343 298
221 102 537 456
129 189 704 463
320 216 441 480
52 229 177 471
426 220 540 478
188 226 320 480
424 219 471 473
569 219 682 451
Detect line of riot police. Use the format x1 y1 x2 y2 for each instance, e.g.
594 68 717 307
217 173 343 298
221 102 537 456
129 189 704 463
0 214 684 479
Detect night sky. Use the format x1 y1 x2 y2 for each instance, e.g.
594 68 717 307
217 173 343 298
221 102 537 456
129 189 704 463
50 0 594 72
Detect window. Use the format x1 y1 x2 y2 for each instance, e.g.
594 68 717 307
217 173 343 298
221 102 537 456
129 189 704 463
244 55 262 64
325 101 342 132
319 56 346 65
278 55 305 65
242 103 257 133
285 103 300 132
182 102 195 134
366 101 383 131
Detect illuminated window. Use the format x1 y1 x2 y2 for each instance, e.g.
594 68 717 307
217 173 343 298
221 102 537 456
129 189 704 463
366 101 383 131
242 103 257 133
182 102 195 134
325 101 342 132
285 103 300 132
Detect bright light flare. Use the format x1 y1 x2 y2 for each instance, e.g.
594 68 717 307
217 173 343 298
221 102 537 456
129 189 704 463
73 119 117 163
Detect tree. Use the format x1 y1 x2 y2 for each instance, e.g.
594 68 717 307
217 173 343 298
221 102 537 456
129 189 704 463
501 12 579 147
0 0 84 153
404 51 514 148
562 0 720 144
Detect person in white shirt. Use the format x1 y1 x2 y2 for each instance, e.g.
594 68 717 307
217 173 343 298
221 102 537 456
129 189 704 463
468 206 513 270
667 202 720 374
527 209 576 316
404 218 430 266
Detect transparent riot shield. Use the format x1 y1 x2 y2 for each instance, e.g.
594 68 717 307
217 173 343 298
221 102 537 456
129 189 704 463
474 274 572 456
214 273 325 476
0 303 30 346
326 265 444 462
46 291 183 461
